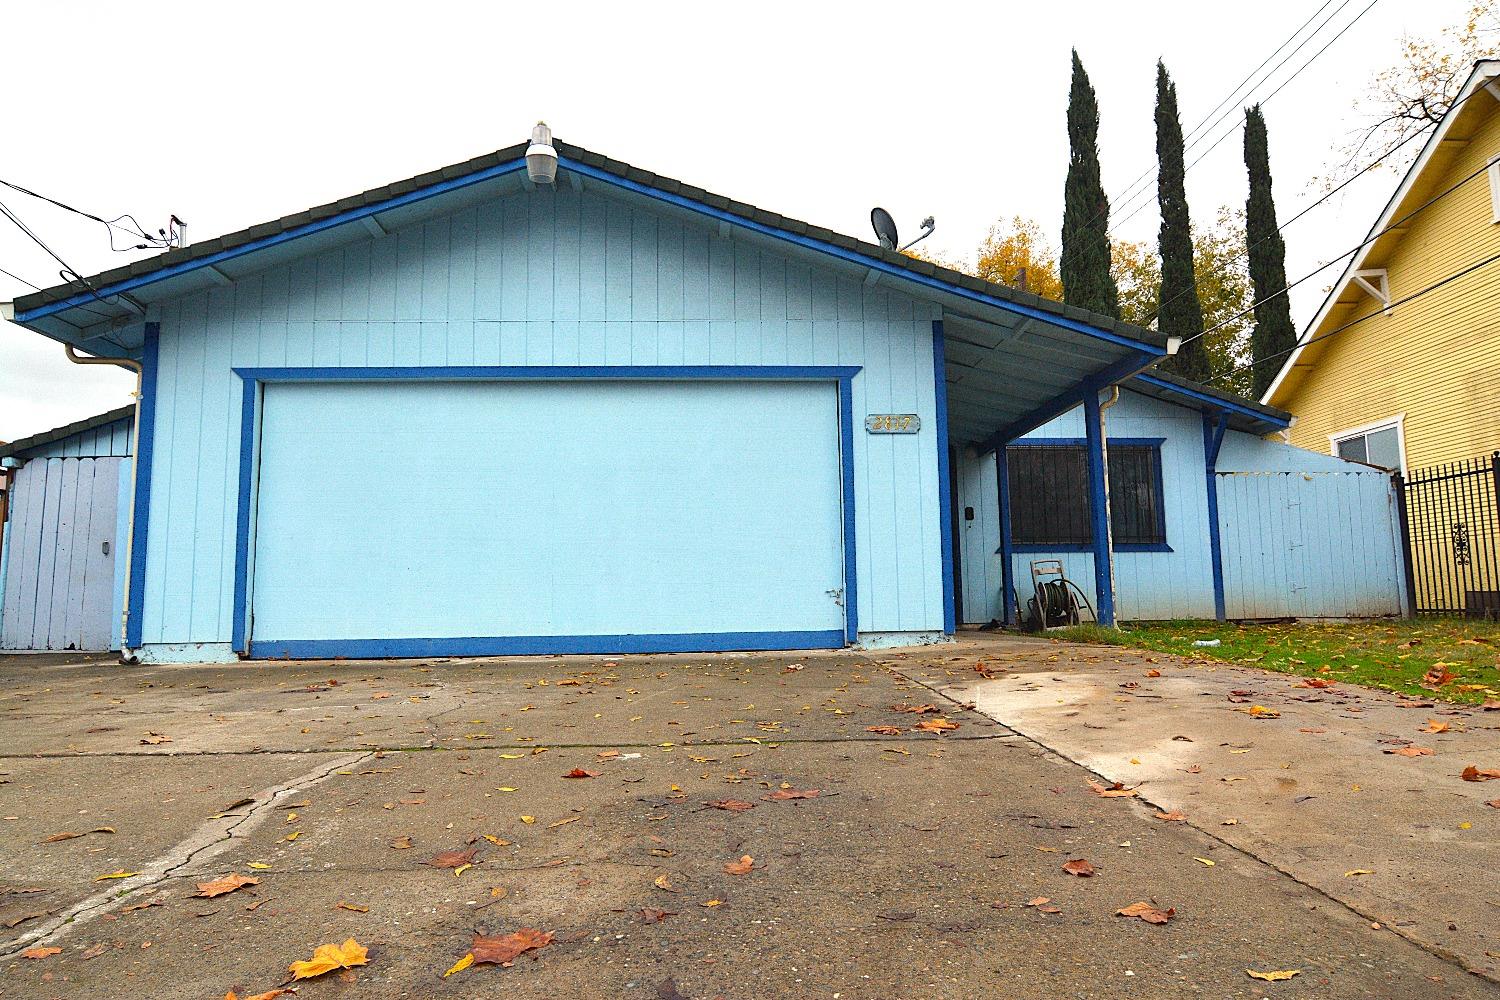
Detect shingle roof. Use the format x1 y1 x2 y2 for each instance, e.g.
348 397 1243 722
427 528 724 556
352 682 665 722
12 139 1167 353
0 405 136 460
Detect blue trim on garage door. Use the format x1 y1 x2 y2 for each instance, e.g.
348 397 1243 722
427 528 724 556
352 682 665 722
231 365 862 658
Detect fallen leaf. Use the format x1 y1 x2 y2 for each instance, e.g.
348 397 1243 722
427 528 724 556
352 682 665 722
1298 728 1326 734
225 990 290 1000
1421 719 1451 734
1087 780 1138 798
140 732 172 745
1461 765 1500 782
21 946 61 960
1421 665 1457 689
453 863 473 877
638 907 677 924
1193 857 1216 867
762 788 820 801
706 799 755 812
700 899 723 908
288 938 368 980
94 870 139 881
520 815 536 824
194 873 260 898
1344 869 1374 877
1116 901 1175 924
547 815 579 829
914 717 959 733
865 725 903 735
1486 799 1499 808
1156 810 1187 822
653 874 678 892
388 836 413 850
723 855 755 875
1385 746 1434 757
1240 705 1281 719
247 861 272 870
470 927 553 966
335 902 369 913
1145 669 1162 678
1061 858 1096 877
442 953 474 977
890 703 939 714
1247 969 1301 982
562 769 599 779
427 847 477 869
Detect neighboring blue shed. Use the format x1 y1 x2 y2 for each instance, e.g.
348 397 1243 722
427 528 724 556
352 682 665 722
0 406 134 651
4 131 1174 662
956 373 1408 624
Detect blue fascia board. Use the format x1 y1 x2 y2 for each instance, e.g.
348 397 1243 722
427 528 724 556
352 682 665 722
231 364 863 383
1134 373 1290 430
21 152 1164 365
250 630 847 660
979 350 1159 452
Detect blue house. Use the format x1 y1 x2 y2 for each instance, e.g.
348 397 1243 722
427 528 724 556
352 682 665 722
0 406 135 651
3 129 1175 663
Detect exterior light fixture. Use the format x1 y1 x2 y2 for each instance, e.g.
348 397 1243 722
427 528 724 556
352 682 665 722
526 122 558 185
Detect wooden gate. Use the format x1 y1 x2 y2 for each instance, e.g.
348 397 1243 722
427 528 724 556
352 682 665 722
0 457 128 651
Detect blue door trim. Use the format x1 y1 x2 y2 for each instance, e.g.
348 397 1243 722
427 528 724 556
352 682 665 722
123 322 160 649
229 365 862 658
931 321 956 634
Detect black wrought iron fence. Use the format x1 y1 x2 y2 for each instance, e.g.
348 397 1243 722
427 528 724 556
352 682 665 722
1395 452 1500 616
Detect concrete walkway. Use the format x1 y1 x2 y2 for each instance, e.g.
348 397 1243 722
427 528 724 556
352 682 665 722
905 633 1500 986
0 640 1495 999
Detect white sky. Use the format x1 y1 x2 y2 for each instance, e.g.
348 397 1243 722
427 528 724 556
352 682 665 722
0 0 1474 441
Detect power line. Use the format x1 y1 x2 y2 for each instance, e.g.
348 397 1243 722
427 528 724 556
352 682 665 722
0 263 41 291
1109 0 1383 233
0 197 143 318
1179 151 1495 352
0 176 172 252
1103 0 1352 227
1210 247 1500 384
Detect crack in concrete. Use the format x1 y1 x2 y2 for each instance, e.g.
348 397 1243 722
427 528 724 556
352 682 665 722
0 750 373 961
891 664 1500 988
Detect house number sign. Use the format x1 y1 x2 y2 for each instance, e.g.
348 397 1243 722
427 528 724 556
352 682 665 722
865 413 920 434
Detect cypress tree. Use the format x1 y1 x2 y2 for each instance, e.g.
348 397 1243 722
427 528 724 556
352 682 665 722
1060 50 1120 319
1244 104 1297 399
1154 61 1209 382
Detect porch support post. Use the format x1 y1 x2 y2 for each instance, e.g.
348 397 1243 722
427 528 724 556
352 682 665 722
1202 411 1230 622
997 445 1017 626
1082 390 1115 626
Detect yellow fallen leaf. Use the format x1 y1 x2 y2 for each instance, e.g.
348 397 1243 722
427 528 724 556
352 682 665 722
654 874 677 892
498 754 525 759
443 953 474 977
520 816 536 824
1193 857 1215 867
248 861 272 870
1344 869 1374 878
335 901 369 913
701 899 722 907
490 886 508 898
453 863 473 877
1247 969 1301 982
548 816 579 829
497 787 518 793
94 870 139 881
289 938 369 980
283 831 300 842
482 835 510 847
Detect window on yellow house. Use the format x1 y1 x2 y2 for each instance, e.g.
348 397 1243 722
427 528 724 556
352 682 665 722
1489 154 1500 224
1331 417 1405 473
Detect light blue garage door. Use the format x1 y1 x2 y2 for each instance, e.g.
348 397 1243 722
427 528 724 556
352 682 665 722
248 379 848 657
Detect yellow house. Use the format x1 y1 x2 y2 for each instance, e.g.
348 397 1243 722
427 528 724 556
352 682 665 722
1264 59 1500 474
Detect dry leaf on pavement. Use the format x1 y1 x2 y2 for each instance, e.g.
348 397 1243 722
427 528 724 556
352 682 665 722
762 788 820 801
705 799 755 812
1061 858 1096 877
562 769 599 779
388 836 413 850
1247 969 1301 982
426 847 478 868
225 990 291 1000
194 873 260 898
288 938 368 980
1461 765 1500 781
442 953 474 977
865 725 903 735
1421 719 1451 733
1155 810 1187 822
1116 901 1175 924
21 946 61 959
1087 780 1137 798
723 855 755 875
914 718 959 733
638 907 677 924
1385 746 1434 757
470 927 554 966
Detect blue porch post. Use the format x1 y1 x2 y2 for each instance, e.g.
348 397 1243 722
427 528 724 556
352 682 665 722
996 445 1016 626
1082 390 1115 626
1202 411 1230 622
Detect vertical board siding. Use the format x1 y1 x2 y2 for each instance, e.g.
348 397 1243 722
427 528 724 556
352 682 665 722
956 388 1404 623
1218 471 1403 619
0 456 125 650
140 187 943 646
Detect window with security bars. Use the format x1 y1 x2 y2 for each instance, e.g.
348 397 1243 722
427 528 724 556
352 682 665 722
1007 443 1166 549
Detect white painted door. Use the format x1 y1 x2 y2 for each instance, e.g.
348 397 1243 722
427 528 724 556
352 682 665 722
248 380 847 656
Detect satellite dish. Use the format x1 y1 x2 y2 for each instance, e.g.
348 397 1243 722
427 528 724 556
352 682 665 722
870 207 899 251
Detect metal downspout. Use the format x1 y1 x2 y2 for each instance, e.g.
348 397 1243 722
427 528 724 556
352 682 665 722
64 344 143 655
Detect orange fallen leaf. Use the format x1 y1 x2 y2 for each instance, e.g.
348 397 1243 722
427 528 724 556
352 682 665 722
288 938 368 980
914 717 959 733
335 902 369 913
1247 969 1301 982
1239 705 1280 719
470 927 553 966
762 788 820 801
194 873 260 898
1061 858 1096 877
388 836 413 850
1486 799 1499 808
1025 896 1051 906
427 847 477 868
1087 779 1138 798
1155 810 1187 822
1145 669 1162 678
890 703 939 714
1117 901 1175 924
1295 678 1336 689
22 946 61 960
1421 664 1457 689
1384 746 1434 757
723 855 755 875
224 990 290 1000
562 769 599 779
865 725 903 736
1462 765 1500 781
1421 719 1451 734
705 799 755 812
653 874 678 892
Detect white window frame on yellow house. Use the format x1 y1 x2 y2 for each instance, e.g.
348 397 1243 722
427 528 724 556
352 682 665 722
1488 152 1500 223
1329 414 1407 474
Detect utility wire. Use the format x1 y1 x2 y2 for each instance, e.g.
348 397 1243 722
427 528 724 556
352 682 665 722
1210 247 1500 383
0 197 143 317
1109 0 1382 232
0 176 171 252
1178 152 1495 350
1103 0 1353 228
0 263 41 290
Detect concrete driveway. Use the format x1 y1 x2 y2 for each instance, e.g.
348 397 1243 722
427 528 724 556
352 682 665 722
0 636 1495 999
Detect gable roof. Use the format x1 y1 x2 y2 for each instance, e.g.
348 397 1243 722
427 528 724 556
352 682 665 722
1262 60 1500 406
1130 369 1291 435
0 404 135 460
8 138 1167 361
